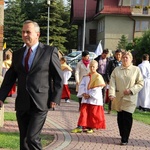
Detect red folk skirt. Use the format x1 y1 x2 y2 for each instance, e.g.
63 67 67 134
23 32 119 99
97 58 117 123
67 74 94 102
61 84 70 99
8 84 16 96
77 103 106 129
105 89 110 104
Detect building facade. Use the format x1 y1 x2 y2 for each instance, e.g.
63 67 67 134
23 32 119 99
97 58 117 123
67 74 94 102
71 0 150 51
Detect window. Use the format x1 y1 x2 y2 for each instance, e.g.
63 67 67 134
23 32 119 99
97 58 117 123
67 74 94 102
98 20 104 33
99 0 104 11
135 21 149 31
135 21 140 31
143 0 149 6
141 21 149 30
131 0 149 6
131 0 142 6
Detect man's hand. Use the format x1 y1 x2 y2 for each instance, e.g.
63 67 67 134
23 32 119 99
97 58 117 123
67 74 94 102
50 102 56 108
0 100 3 108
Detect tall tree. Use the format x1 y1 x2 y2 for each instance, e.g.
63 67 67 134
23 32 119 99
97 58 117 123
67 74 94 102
48 0 68 52
63 0 78 52
21 0 69 52
4 0 27 50
4 0 77 53
117 35 128 50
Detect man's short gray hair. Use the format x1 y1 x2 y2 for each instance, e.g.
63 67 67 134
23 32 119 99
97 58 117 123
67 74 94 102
23 20 40 33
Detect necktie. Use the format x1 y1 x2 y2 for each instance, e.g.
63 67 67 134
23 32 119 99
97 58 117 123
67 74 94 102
25 47 32 72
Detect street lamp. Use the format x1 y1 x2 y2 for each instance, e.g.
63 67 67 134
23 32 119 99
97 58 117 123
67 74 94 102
82 0 87 51
47 0 50 45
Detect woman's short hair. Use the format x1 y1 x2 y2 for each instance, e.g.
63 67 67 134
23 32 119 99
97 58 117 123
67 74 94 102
122 51 133 60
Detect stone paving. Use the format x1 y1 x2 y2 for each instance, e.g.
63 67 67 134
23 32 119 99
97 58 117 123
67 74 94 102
1 97 150 150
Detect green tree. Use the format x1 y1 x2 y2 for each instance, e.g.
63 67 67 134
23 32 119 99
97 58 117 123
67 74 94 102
4 0 77 53
133 30 150 64
48 0 68 52
117 35 128 50
4 0 27 50
21 0 69 52
63 0 78 52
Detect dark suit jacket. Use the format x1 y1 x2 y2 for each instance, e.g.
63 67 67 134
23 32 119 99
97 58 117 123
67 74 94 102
0 43 63 111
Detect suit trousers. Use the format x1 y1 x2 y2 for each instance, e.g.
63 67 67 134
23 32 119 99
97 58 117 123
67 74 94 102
117 111 133 143
16 99 48 150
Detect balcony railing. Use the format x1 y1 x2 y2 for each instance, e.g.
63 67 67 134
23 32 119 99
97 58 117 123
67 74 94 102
131 6 150 15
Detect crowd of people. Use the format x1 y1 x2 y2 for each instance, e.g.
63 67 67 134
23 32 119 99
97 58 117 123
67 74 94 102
0 19 149 149
67 49 149 146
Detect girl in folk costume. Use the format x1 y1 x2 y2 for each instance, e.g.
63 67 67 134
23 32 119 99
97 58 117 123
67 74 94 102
60 57 72 103
2 54 16 97
71 60 106 133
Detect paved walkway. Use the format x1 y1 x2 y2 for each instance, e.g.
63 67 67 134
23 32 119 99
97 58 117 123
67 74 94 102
1 96 150 150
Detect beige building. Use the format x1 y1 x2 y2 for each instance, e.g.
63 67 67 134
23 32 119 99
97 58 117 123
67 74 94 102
71 0 150 51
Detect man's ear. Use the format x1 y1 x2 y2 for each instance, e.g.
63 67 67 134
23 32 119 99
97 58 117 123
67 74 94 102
37 32 40 37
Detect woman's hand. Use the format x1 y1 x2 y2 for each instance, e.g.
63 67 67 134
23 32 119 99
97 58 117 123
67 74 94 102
124 89 132 95
109 96 115 101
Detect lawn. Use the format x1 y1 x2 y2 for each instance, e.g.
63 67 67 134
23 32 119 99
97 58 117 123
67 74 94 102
0 112 54 150
0 132 54 150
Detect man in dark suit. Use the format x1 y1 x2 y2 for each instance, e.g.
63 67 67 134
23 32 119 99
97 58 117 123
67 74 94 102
0 20 63 150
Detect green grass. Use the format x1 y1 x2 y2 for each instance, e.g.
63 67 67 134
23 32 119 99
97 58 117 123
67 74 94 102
71 94 150 125
4 100 8 104
0 132 19 150
0 132 54 150
4 112 16 121
133 109 150 125
70 94 78 102
1 112 53 150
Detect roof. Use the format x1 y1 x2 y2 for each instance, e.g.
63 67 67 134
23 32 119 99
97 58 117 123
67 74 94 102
71 0 131 24
99 0 131 15
70 0 97 24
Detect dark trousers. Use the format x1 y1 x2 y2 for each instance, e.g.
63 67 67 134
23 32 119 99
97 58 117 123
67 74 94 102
78 97 82 111
117 111 133 143
16 103 48 150
108 101 111 111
